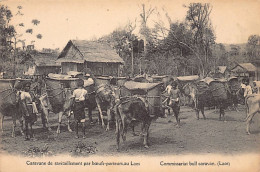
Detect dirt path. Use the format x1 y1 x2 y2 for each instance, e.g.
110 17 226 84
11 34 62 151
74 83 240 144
1 105 260 156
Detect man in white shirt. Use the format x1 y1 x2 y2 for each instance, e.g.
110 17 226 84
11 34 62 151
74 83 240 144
72 79 88 138
244 81 252 98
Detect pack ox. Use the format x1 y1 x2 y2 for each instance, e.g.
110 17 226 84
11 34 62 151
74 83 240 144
245 94 260 135
0 78 51 137
45 77 77 134
191 78 233 121
0 79 24 137
114 95 151 150
94 77 115 131
114 81 164 150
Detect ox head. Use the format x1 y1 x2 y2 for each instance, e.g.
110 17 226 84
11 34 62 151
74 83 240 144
63 88 75 113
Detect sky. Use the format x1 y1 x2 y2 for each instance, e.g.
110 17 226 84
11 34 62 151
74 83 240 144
2 0 260 50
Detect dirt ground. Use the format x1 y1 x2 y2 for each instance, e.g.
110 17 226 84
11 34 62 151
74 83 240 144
1 105 260 156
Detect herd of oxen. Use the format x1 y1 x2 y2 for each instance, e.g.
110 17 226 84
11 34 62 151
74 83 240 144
0 73 259 150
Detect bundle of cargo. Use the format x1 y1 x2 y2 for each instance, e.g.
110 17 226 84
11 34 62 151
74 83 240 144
196 77 213 95
45 77 78 113
14 78 32 90
48 73 72 79
208 78 228 101
151 75 167 83
228 77 240 93
122 81 164 117
115 77 127 87
95 76 111 86
0 79 17 110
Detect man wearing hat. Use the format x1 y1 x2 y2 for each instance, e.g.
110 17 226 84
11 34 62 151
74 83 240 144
72 79 88 138
83 73 94 87
19 81 38 141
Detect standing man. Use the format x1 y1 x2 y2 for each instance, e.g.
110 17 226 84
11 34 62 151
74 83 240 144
168 81 182 127
83 73 95 125
19 81 38 141
244 80 253 98
162 79 173 117
72 79 88 139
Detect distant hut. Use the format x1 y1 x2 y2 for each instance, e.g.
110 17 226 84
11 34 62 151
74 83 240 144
252 60 260 81
24 52 61 77
231 63 257 83
56 40 124 76
214 66 230 78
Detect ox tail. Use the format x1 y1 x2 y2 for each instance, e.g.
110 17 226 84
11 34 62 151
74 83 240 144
244 95 252 121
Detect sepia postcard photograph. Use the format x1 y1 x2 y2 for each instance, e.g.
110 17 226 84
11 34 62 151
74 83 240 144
0 0 260 171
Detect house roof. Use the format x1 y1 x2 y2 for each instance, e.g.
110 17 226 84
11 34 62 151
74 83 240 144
33 52 61 67
231 63 257 72
177 75 200 82
217 66 228 74
57 40 124 64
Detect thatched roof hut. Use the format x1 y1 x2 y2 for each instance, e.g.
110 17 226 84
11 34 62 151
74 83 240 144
24 52 61 76
231 63 258 83
57 40 124 76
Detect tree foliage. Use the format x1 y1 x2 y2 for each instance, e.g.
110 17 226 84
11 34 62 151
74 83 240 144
247 34 260 60
0 4 42 77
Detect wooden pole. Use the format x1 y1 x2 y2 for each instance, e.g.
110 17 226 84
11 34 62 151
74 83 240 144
131 41 134 77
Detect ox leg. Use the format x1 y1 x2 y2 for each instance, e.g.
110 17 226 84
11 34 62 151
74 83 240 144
143 120 151 148
246 112 256 135
67 110 72 132
29 122 33 139
46 110 52 131
0 113 4 133
97 103 105 128
201 105 206 120
115 119 121 150
88 108 94 124
41 107 51 131
19 116 24 136
106 109 111 131
40 96 52 131
122 117 127 142
11 116 17 138
195 109 200 120
56 111 63 134
131 122 138 136
221 108 226 122
219 107 224 121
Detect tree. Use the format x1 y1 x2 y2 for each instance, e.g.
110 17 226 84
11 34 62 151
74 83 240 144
247 34 260 60
0 5 43 77
0 5 16 76
185 3 216 76
99 22 139 76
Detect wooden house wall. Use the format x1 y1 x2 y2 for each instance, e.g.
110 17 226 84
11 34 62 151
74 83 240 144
85 62 119 76
61 62 84 74
36 66 61 75
231 65 257 84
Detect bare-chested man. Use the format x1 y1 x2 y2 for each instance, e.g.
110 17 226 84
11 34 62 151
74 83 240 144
168 81 181 127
